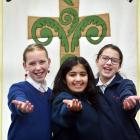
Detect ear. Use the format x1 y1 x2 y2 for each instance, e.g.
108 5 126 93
48 58 51 66
95 58 99 65
23 62 27 71
118 65 121 70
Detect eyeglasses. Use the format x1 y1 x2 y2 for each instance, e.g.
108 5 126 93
99 55 120 65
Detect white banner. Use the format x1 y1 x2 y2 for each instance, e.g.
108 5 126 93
2 0 138 139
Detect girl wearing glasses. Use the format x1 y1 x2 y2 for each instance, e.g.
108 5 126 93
96 44 140 140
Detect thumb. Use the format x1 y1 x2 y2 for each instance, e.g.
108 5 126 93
133 96 140 101
63 99 71 104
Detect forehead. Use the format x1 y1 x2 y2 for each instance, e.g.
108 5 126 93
25 50 47 59
102 48 120 58
69 64 86 72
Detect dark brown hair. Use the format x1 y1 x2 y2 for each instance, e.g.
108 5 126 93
96 44 123 67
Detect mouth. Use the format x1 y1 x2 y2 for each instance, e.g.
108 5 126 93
73 83 84 88
103 67 112 73
35 71 44 77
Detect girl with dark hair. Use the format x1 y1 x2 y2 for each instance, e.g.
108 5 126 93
51 56 101 140
96 44 140 140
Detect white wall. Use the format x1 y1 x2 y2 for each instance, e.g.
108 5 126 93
2 0 137 139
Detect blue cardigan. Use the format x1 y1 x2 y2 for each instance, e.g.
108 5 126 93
51 92 101 140
96 73 140 140
8 81 52 140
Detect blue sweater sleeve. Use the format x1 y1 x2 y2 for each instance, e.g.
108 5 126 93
8 83 27 115
118 79 139 117
119 79 137 100
52 92 81 128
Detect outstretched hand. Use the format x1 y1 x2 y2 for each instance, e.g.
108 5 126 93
123 96 140 110
12 100 34 113
63 99 82 112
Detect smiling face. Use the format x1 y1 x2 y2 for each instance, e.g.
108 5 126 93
23 50 50 83
96 48 121 83
66 63 88 93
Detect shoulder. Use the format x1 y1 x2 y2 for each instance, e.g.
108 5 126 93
9 81 27 89
56 91 73 99
9 81 33 94
117 75 135 88
52 92 74 103
111 74 135 86
10 81 28 86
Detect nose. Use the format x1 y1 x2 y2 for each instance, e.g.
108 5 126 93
75 75 81 81
106 59 112 64
35 63 41 69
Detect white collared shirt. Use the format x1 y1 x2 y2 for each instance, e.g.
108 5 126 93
97 75 116 93
26 77 48 93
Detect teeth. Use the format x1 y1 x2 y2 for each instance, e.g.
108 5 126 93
74 83 81 86
36 73 42 76
104 67 111 71
74 84 82 87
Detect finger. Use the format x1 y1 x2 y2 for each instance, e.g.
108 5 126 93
63 99 71 104
12 100 20 106
123 101 130 110
78 101 82 108
133 96 140 101
125 97 136 107
16 102 23 109
29 105 34 112
24 101 33 112
25 102 31 112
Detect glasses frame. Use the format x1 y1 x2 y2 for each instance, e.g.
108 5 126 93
99 55 120 65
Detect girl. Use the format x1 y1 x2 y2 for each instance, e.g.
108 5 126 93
8 44 52 140
96 44 140 140
51 56 101 140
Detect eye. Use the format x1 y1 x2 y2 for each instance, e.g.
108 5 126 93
39 60 46 64
68 72 76 77
112 58 120 64
102 56 109 60
28 62 36 66
80 72 87 77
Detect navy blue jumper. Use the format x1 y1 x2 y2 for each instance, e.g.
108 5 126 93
96 73 140 140
51 92 101 140
8 81 52 140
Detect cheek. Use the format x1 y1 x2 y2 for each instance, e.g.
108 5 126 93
44 63 49 70
85 76 88 83
96 61 103 68
113 66 120 72
66 77 73 87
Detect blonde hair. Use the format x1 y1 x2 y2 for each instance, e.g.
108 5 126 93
23 44 48 63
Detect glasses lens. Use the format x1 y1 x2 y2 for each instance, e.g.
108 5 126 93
100 55 109 63
100 55 120 65
111 58 120 65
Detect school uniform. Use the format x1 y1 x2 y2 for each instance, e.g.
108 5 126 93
96 73 140 140
8 78 52 140
52 92 101 140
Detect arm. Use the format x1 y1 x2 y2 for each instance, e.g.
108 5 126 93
8 83 33 114
52 92 82 128
119 79 140 116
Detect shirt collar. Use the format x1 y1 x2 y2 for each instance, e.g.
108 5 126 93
26 76 48 92
97 75 116 87
96 75 115 94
